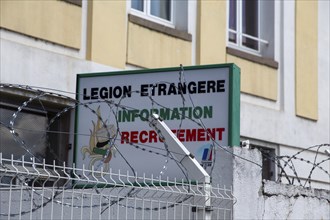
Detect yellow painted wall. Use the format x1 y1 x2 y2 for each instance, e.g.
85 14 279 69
0 0 81 49
227 54 278 100
196 0 226 64
86 0 127 69
295 0 318 120
127 22 191 68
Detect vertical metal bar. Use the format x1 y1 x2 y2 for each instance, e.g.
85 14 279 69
133 196 137 220
116 170 121 220
108 194 111 220
158 200 161 220
29 157 37 220
8 155 14 220
188 203 191 220
165 177 170 220
125 194 128 220
98 190 102 220
173 178 176 220
181 186 184 220
126 170 129 220
108 168 113 220
204 181 212 220
116 196 120 219
89 166 94 220
142 173 146 220
51 161 56 219
150 200 153 220
51 160 60 220
40 161 45 220
150 174 153 220
99 167 106 220
80 164 86 220
18 155 27 220
19 179 24 220
62 162 67 220
71 163 79 220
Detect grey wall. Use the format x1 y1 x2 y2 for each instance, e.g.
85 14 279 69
233 147 330 219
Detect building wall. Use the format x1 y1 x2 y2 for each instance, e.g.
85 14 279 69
240 0 329 189
226 54 278 100
0 0 82 49
295 0 318 120
126 21 192 68
196 0 227 65
86 0 127 69
0 0 329 189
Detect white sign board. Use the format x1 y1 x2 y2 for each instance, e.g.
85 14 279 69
75 64 240 180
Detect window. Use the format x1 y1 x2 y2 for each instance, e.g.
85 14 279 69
0 106 48 161
228 0 274 57
241 140 277 181
131 0 173 26
251 144 276 181
129 0 191 41
258 147 276 181
0 89 72 165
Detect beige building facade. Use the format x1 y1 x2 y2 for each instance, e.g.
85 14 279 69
0 0 329 189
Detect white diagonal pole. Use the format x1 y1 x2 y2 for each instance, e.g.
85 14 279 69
149 114 212 220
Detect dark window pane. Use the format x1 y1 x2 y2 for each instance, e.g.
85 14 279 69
150 0 171 21
229 0 237 43
0 108 47 161
229 32 237 43
229 0 237 30
249 144 276 181
132 0 144 12
259 148 276 181
242 0 259 50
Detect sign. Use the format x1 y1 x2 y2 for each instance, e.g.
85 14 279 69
75 64 240 180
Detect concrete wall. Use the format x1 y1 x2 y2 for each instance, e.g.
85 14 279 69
233 147 330 220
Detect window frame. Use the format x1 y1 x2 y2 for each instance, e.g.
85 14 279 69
227 0 269 57
130 0 175 28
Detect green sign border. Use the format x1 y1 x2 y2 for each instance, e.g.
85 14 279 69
75 63 240 166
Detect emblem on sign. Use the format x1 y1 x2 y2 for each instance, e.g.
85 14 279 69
81 106 117 172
